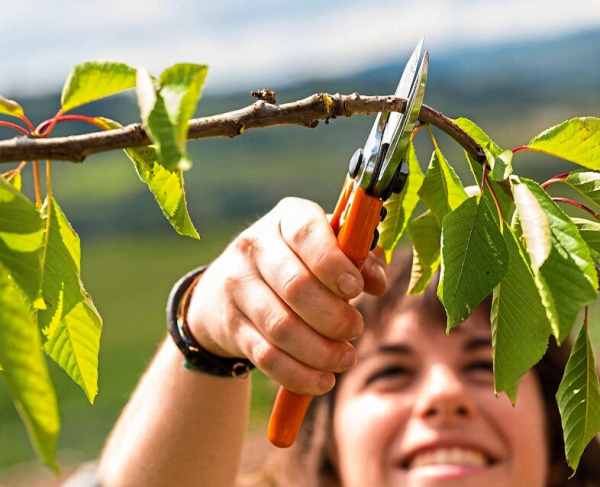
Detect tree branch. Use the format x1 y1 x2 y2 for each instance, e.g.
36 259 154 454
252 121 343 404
0 92 486 165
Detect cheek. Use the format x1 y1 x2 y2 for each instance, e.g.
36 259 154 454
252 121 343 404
484 372 548 482
334 394 406 484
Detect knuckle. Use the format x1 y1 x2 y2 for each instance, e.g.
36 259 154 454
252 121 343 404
253 341 279 371
310 238 331 267
233 230 257 258
277 196 301 210
222 274 241 296
286 365 321 396
291 221 315 248
284 365 303 392
264 309 295 344
281 269 311 301
321 343 347 371
329 306 363 341
280 200 325 244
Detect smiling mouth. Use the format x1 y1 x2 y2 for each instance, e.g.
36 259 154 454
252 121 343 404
405 447 492 469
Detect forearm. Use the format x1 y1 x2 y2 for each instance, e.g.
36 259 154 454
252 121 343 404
98 338 251 487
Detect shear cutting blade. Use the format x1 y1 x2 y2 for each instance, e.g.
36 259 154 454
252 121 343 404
382 38 424 147
375 51 429 196
355 40 428 196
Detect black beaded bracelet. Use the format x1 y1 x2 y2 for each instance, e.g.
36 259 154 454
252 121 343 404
166 266 255 379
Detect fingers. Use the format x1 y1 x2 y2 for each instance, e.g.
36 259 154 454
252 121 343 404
277 199 388 297
186 197 389 395
277 198 364 300
362 246 388 296
235 320 337 395
252 214 363 342
233 276 357 373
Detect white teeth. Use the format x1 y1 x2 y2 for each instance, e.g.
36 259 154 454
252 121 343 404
409 448 487 469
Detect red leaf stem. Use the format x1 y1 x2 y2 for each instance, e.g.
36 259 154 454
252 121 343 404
19 115 35 133
0 121 29 136
541 172 571 190
552 197 600 222
36 110 64 138
35 114 109 135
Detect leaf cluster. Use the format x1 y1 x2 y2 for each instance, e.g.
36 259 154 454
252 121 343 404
378 116 600 473
0 61 207 469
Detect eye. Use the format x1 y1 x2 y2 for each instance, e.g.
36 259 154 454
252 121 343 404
466 360 493 372
465 360 494 383
365 365 412 386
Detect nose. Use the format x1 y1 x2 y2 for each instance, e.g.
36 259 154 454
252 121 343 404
414 364 475 426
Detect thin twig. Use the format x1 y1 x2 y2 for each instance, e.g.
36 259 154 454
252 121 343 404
0 93 486 165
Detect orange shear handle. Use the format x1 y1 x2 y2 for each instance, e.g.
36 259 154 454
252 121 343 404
268 178 383 448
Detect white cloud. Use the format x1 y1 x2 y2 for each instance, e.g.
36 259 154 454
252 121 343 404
0 0 599 97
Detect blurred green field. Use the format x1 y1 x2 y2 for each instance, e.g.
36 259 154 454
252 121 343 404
0 229 281 477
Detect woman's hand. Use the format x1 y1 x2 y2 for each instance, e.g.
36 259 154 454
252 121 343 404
186 197 388 396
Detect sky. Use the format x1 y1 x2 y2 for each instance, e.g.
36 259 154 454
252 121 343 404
1 0 600 98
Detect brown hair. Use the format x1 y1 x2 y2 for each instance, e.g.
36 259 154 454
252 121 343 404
257 250 600 487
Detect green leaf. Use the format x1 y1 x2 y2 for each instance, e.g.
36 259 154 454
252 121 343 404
528 117 600 170
407 211 441 294
418 147 468 225
0 264 60 471
95 118 199 239
438 195 508 329
512 179 551 270
136 69 182 170
379 142 424 262
563 170 600 206
136 65 206 171
38 198 102 403
466 154 514 225
572 218 600 263
6 171 22 191
0 94 25 119
454 118 512 182
454 118 503 158
0 178 44 307
556 322 600 472
515 178 598 341
61 61 137 113
491 227 550 404
159 63 208 164
492 150 513 182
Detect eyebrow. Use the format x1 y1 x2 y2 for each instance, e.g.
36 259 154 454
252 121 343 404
463 336 492 351
361 335 492 360
359 344 413 361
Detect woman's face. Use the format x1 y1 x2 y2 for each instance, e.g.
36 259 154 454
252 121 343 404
333 305 548 487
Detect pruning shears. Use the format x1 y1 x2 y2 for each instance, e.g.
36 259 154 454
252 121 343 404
268 40 429 448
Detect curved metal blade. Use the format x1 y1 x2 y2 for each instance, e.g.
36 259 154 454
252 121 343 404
382 37 424 146
375 51 429 196
357 39 425 192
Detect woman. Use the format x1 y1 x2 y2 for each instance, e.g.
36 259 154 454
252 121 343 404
97 198 600 486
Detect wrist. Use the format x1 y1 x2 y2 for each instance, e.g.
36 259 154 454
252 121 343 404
167 266 255 378
184 270 237 360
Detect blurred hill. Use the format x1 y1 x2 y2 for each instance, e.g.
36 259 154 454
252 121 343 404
3 28 600 241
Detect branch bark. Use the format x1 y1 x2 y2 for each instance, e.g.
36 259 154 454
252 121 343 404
0 93 486 164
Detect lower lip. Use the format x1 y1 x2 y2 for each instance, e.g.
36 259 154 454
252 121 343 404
406 463 488 480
